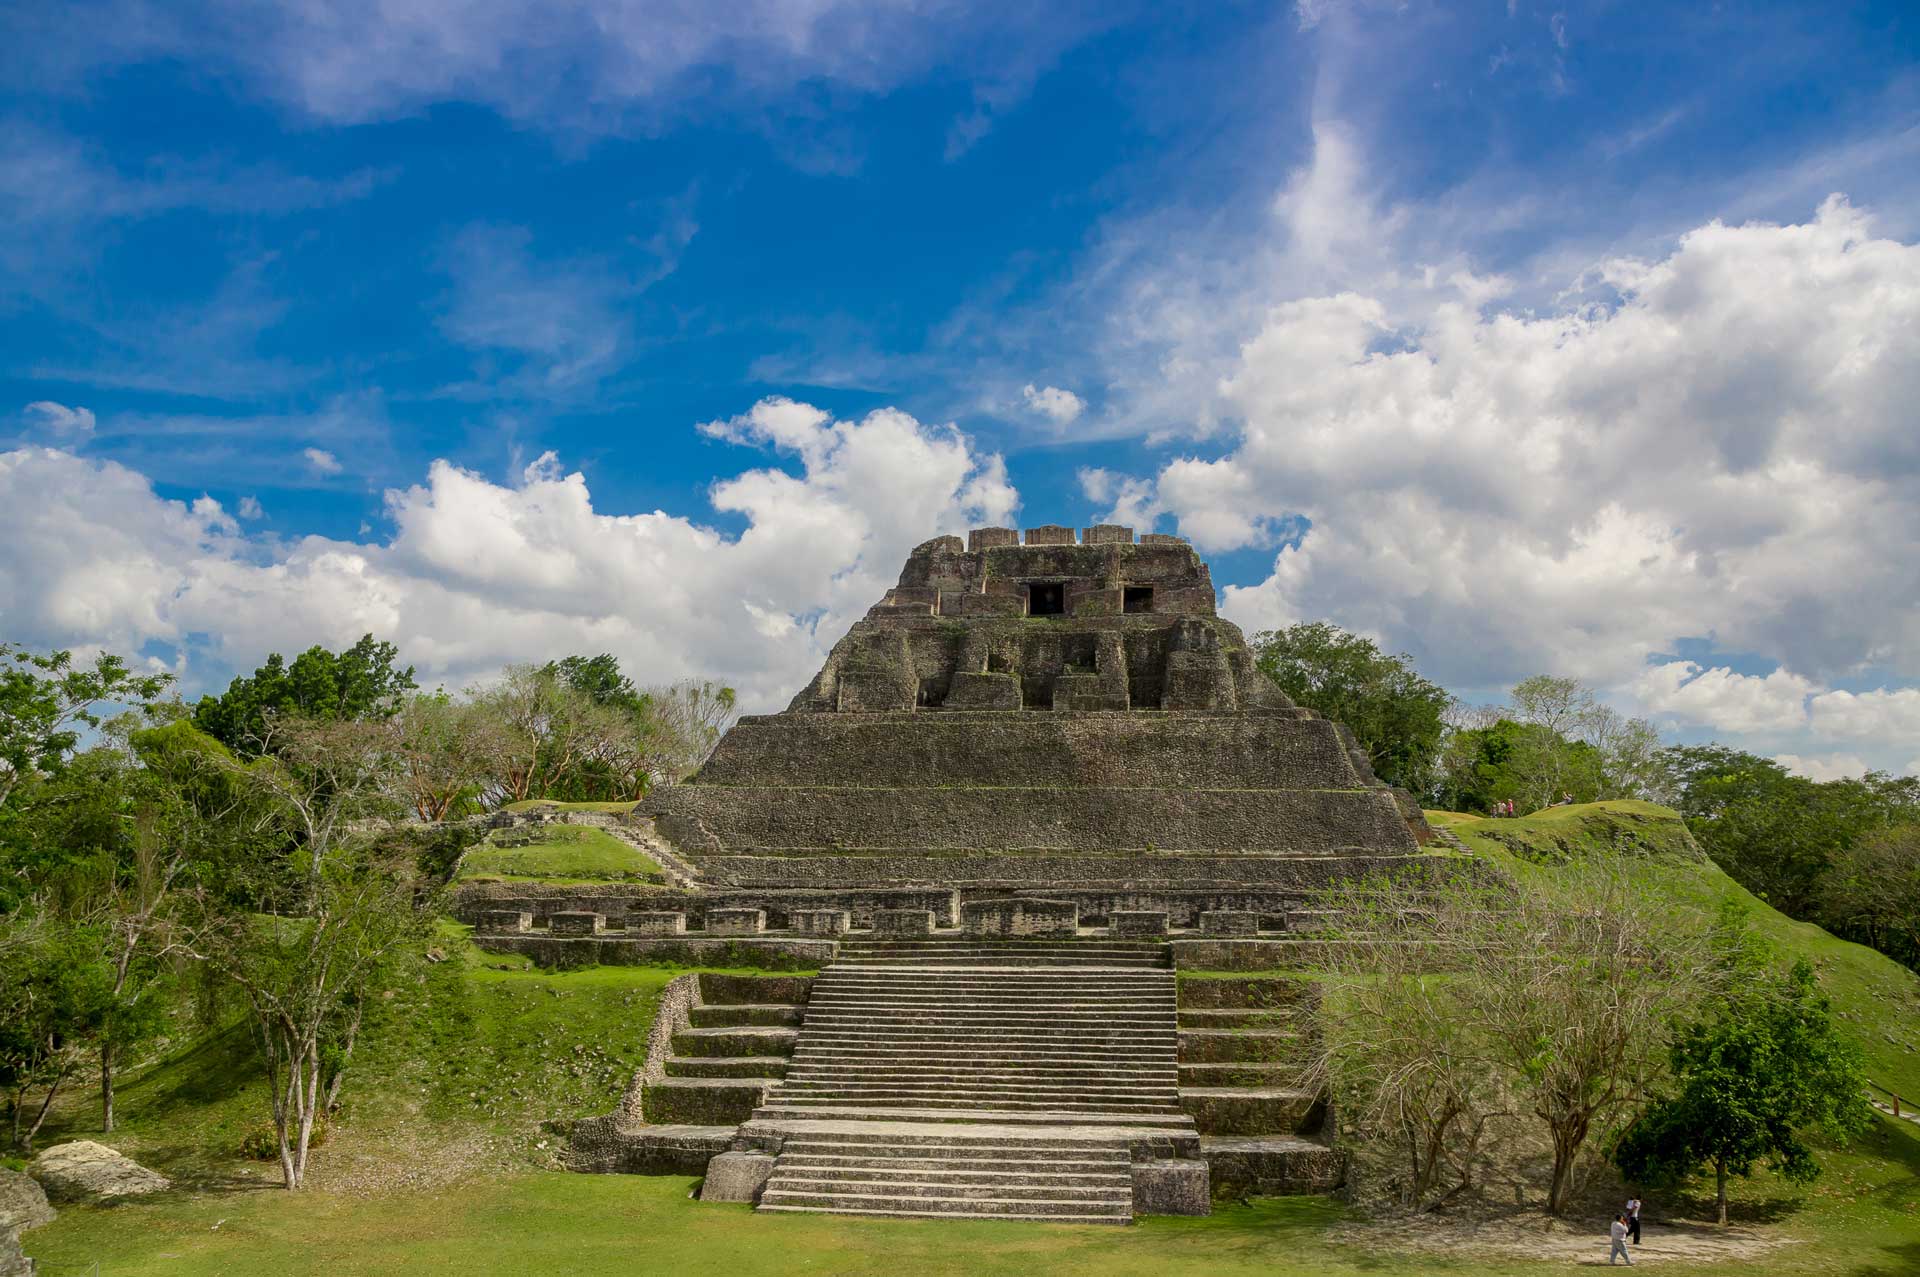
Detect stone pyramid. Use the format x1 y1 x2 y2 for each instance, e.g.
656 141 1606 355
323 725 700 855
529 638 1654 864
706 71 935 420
641 523 1425 908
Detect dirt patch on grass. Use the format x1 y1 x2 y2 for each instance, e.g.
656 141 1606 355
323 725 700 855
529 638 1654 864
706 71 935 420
1334 1203 1799 1266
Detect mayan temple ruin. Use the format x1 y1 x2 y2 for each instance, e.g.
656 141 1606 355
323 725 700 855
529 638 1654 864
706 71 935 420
471 523 1441 1223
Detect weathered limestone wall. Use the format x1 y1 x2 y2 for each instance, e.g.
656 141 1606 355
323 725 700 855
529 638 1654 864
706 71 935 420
654 786 1415 855
692 713 1365 790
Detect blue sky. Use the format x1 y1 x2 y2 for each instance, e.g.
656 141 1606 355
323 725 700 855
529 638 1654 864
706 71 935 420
3 1 1918 776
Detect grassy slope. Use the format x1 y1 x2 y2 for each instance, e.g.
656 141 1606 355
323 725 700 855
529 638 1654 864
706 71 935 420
459 823 664 884
1433 801 1920 1103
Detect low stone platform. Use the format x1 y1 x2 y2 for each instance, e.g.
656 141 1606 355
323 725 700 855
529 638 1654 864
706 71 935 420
1200 1135 1345 1196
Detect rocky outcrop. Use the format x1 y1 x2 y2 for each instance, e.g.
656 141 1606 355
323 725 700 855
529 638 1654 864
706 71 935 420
0 1170 54 1235
30 1141 170 1203
0 1168 54 1277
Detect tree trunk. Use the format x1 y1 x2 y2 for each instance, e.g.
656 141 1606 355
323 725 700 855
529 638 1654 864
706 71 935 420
1716 1157 1729 1226
1546 1126 1579 1215
23 1069 66 1150
101 1042 115 1133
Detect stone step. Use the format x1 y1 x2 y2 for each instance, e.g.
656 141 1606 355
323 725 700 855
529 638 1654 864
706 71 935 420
756 1201 1129 1225
777 1153 1129 1175
766 1097 1187 1116
752 1103 1193 1128
1177 1029 1307 1063
1178 1008 1299 1029
800 1012 1174 1027
641 1078 769 1125
671 1027 800 1058
765 1176 1130 1203
805 989 1176 1002
777 1132 1134 1155
785 1068 1174 1084
1178 1086 1323 1136
773 1083 1180 1102
665 1055 791 1079
792 1045 1172 1062
1178 1062 1300 1087
759 1188 1130 1218
687 1004 805 1029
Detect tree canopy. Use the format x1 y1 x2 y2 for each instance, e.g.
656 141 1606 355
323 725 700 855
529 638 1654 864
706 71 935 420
192 635 416 755
1250 622 1451 792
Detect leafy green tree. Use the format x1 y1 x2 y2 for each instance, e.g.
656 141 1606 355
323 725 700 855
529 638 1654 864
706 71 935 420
0 915 114 1150
192 635 415 755
1617 907 1872 1224
1657 745 1918 923
1818 823 1920 972
1251 623 1451 791
0 644 174 808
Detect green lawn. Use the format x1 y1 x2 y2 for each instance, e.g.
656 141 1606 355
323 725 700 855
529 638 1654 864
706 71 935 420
500 799 641 814
23 1126 1920 1277
459 824 664 884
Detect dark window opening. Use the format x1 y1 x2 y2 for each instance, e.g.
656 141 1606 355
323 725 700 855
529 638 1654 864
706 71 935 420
1123 586 1155 614
1028 582 1065 616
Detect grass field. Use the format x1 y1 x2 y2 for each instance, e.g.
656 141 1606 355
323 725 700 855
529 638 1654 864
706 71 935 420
458 823 665 884
23 1135 1920 1277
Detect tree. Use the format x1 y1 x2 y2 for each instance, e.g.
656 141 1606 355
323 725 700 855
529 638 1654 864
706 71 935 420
1325 866 1701 1214
0 644 173 809
467 665 644 805
388 692 494 821
0 915 113 1150
1315 873 1506 1210
180 716 432 1189
192 635 415 756
1616 908 1872 1223
1251 623 1451 792
1816 823 1920 973
649 679 739 784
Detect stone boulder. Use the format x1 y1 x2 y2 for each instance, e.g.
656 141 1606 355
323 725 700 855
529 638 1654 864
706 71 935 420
30 1141 170 1203
2 1228 30 1277
0 1169 55 1235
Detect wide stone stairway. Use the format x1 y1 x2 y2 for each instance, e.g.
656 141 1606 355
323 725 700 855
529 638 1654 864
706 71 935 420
744 938 1199 1223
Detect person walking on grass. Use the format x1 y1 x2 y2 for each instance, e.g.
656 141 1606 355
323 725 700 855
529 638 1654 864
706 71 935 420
1610 1213 1634 1265
1626 1195 1642 1244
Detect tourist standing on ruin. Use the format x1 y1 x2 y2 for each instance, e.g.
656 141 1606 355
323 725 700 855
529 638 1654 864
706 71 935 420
1610 1214 1634 1265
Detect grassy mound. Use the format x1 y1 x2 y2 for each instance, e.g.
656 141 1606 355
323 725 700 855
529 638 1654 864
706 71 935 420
459 824 664 884
1433 800 1920 1109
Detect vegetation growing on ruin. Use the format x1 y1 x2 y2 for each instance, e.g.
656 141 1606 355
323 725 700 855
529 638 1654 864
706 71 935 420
458 824 665 884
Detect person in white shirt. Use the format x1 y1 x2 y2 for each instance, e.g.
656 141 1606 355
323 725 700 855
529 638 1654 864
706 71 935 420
1626 1196 1642 1243
1610 1214 1634 1265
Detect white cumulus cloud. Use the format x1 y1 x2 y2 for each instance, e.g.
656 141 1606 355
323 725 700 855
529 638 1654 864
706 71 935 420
0 400 1018 711
1022 383 1085 425
303 447 342 475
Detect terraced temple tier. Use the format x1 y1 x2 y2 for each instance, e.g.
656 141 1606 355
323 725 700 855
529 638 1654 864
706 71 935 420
640 524 1427 893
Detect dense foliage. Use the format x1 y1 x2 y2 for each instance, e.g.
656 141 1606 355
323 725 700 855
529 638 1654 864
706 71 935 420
1616 906 1872 1222
0 636 732 1182
1654 745 1920 971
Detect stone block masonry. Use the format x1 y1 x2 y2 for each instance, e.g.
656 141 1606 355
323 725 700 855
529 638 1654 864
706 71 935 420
960 897 1079 937
1201 911 1259 937
872 909 934 937
480 909 531 933
789 909 850 936
549 911 605 936
1111 910 1169 938
706 908 766 936
627 911 687 936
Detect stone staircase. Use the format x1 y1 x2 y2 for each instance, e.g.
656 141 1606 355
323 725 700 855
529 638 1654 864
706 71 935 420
746 938 1198 1223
